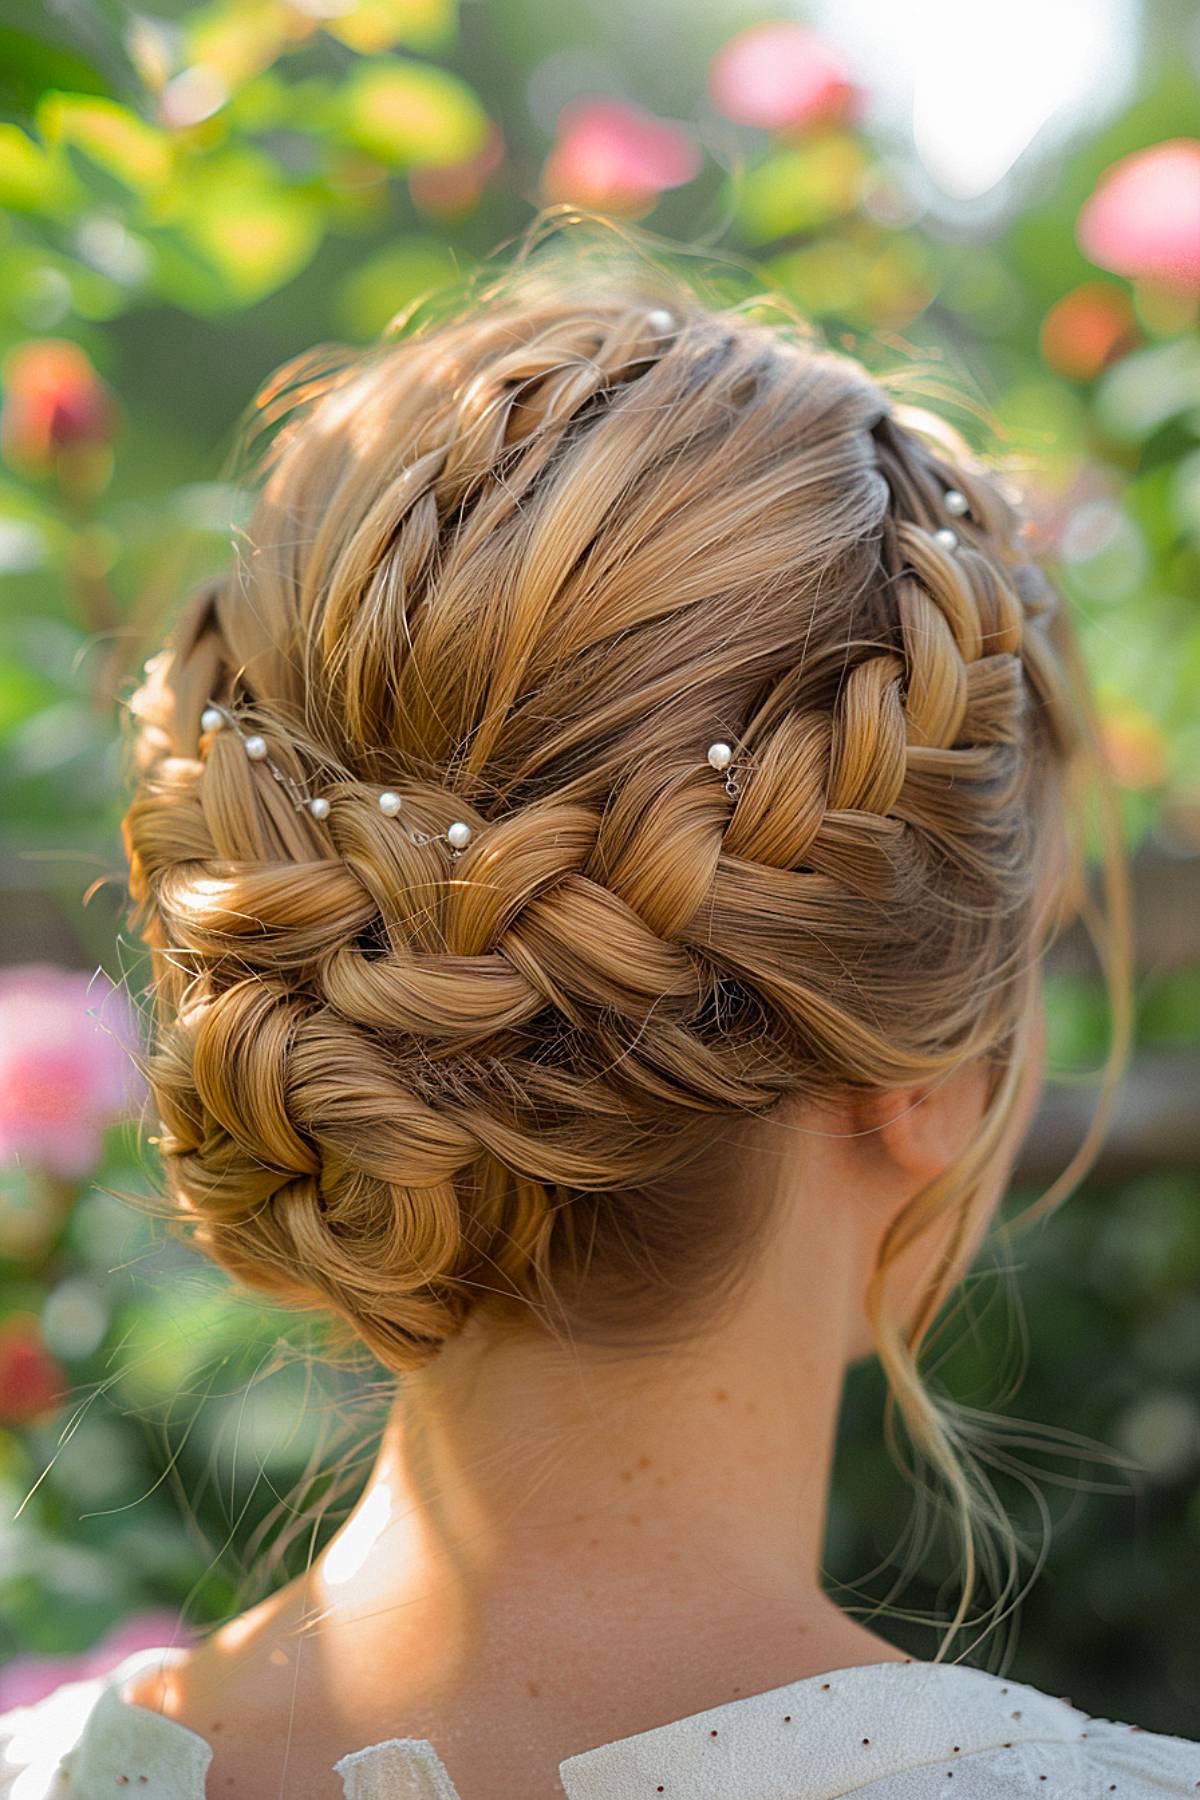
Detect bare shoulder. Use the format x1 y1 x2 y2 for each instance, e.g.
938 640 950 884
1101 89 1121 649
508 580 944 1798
115 1581 351 1796
119 1580 302 1717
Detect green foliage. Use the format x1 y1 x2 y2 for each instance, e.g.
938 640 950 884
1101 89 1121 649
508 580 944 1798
339 58 488 166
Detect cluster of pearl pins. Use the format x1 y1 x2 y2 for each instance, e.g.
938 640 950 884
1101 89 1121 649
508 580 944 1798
199 702 473 856
201 484 970 855
935 485 970 551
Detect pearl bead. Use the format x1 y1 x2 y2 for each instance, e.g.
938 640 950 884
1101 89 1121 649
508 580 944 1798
308 796 330 821
707 741 734 772
200 706 225 734
243 734 268 760
933 527 958 552
646 308 675 334
944 488 969 515
447 820 472 850
378 791 403 816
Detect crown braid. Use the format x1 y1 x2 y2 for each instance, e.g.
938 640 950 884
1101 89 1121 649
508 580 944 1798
123 269 1084 1371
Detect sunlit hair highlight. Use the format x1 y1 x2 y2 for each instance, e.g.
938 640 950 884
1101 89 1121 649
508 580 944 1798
121 212 1132 1650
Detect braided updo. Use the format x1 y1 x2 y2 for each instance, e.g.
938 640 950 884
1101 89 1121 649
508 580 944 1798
122 227 1118 1406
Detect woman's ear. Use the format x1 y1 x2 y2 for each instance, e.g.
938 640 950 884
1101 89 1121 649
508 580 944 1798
848 1062 991 1191
852 983 1047 1197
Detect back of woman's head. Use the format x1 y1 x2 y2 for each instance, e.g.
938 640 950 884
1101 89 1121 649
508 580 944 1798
122 221 1113 1400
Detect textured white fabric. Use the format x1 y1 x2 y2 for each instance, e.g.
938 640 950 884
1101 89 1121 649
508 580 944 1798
334 1739 462 1800
0 1644 1196 1798
0 1651 210 1799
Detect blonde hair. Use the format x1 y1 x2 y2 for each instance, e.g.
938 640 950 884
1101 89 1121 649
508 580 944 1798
122 216 1131 1642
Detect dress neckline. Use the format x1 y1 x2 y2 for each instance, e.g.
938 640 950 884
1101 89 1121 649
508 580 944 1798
73 1644 1086 1799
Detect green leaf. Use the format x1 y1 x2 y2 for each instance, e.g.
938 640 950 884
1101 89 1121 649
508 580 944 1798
37 91 173 193
1095 338 1200 445
336 237 460 338
0 122 75 210
186 195 321 307
1169 448 1200 542
323 0 457 55
185 0 290 93
0 655 56 734
734 138 867 245
0 16 137 118
164 151 323 309
767 240 872 319
0 0 144 103
339 58 487 170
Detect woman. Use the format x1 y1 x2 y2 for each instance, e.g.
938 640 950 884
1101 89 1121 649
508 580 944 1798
2 222 1194 1798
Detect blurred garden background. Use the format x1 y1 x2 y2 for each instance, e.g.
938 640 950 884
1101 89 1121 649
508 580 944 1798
1 0 1198 1745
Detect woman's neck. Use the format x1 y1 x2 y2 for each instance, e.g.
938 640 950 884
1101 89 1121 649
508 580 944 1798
295 1177 900 1707
128 1132 925 1787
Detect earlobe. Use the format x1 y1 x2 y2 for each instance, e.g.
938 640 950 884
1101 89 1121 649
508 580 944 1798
850 1067 987 1189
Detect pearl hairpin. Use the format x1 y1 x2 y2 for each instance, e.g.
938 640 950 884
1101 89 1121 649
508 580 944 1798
646 308 675 334
933 526 959 552
200 700 473 856
944 488 969 516
707 740 740 799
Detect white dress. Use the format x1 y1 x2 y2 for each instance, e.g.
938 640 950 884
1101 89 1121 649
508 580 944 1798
0 1644 1195 1798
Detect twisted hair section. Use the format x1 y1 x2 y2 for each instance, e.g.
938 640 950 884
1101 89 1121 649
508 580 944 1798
123 231 1129 1630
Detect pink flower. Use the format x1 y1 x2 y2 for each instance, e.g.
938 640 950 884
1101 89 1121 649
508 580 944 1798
1 340 116 477
542 98 700 212
1077 139 1200 292
0 1611 190 1711
709 23 856 133
1040 281 1139 381
0 965 144 1180
0 1315 66 1424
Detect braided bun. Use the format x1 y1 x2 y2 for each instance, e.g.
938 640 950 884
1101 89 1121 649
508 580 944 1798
123 231 1099 1373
